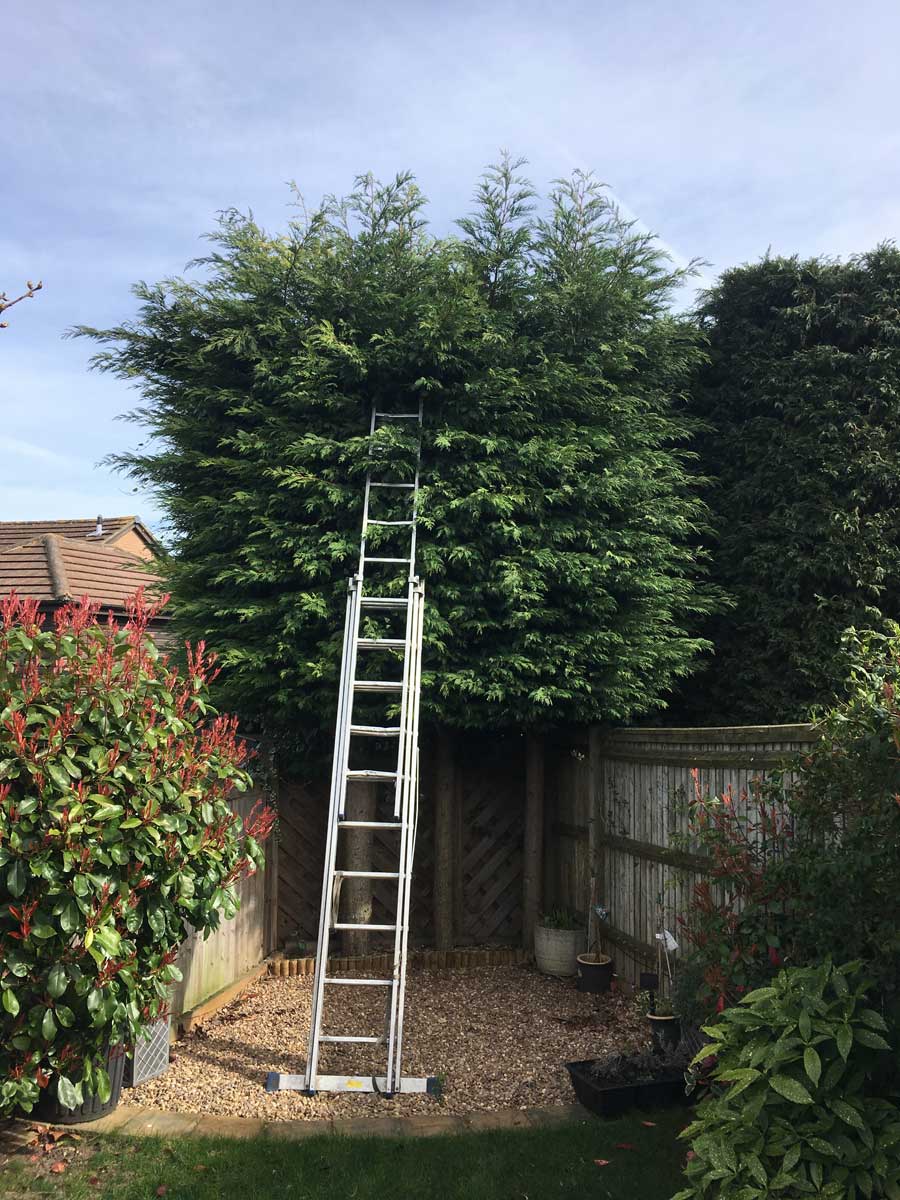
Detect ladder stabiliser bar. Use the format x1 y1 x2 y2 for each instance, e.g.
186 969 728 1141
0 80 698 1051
266 1073 441 1097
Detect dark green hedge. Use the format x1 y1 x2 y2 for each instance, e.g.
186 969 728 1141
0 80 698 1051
671 246 900 724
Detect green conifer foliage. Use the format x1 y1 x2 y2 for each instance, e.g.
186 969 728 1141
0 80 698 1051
677 247 900 724
78 159 715 753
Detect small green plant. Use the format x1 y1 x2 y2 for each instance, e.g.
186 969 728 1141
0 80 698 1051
539 907 583 931
674 960 900 1199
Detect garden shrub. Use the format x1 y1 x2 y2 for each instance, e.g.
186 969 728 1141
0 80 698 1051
675 767 793 1021
677 626 900 1026
0 591 274 1117
675 961 900 1200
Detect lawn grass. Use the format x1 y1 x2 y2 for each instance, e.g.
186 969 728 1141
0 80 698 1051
1 1109 688 1199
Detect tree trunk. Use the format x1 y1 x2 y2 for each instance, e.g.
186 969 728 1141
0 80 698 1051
433 728 455 951
522 731 545 953
340 779 377 957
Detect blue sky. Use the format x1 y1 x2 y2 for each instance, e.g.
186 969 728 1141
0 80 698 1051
3 0 898 534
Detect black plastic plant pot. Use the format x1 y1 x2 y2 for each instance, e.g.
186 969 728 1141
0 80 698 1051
647 1014 682 1054
565 1059 690 1119
576 953 614 994
36 1041 126 1125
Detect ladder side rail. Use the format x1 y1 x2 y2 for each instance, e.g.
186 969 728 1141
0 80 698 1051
407 398 424 574
390 581 425 1090
304 579 358 1090
357 404 379 576
336 577 365 820
383 574 420 1089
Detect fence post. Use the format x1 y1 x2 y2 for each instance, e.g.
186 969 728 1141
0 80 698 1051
433 728 455 950
522 732 544 952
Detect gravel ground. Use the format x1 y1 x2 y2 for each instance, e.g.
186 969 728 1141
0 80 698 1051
124 965 645 1121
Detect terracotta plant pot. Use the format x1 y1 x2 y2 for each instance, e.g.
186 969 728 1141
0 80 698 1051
576 952 614 993
534 925 586 977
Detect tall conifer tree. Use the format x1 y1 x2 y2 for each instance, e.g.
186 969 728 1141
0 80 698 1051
80 159 715 756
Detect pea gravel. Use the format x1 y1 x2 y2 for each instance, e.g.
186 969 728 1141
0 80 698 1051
124 964 645 1121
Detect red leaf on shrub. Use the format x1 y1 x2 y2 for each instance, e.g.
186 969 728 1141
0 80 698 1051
640 1121 656 1127
593 1159 610 1167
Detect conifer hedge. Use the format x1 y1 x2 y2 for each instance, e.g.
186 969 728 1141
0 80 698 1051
677 247 900 724
79 160 716 753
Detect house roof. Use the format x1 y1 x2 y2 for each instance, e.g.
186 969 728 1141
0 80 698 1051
0 516 160 556
0 534 165 612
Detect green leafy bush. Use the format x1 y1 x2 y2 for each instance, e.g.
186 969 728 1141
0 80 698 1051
0 591 274 1117
675 961 900 1199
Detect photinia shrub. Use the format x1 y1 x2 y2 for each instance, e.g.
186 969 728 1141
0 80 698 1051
675 626 900 1027
0 590 275 1116
674 768 793 1022
675 961 900 1200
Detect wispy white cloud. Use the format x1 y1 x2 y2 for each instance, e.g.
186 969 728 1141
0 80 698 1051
0 436 75 466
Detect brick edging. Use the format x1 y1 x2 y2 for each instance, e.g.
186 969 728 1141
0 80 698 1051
47 1101 585 1141
271 946 528 977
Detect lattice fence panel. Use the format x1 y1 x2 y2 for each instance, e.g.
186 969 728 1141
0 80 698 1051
459 752 524 944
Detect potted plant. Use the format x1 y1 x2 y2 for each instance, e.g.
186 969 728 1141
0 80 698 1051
638 898 682 1052
533 907 585 976
637 987 682 1053
576 881 614 993
566 1043 692 1118
0 591 275 1122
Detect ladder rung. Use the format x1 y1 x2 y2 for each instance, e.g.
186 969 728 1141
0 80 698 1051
357 638 406 650
338 820 403 829
369 483 415 489
333 922 398 931
318 1035 385 1044
365 519 415 526
353 680 403 692
364 557 411 563
374 412 420 419
346 769 397 781
334 870 400 879
350 724 401 737
359 596 409 609
325 977 394 986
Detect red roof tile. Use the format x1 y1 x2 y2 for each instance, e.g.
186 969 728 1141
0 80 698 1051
0 516 159 555
0 535 164 611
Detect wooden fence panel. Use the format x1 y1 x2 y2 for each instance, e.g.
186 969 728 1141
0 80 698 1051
593 725 819 985
171 785 278 1018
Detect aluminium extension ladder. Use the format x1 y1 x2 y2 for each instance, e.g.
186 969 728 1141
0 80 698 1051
267 399 437 1098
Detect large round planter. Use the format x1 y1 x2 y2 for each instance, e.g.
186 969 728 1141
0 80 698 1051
576 952 614 993
36 1041 126 1125
647 1013 682 1054
534 925 586 977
